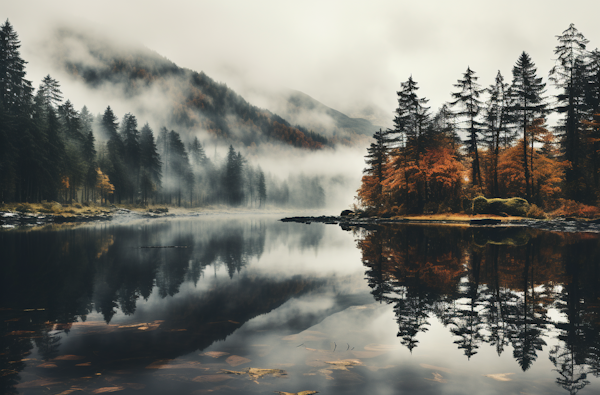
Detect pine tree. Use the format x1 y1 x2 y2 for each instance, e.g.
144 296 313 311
549 24 589 201
120 113 141 203
484 71 513 196
510 52 546 200
450 67 485 188
101 106 125 203
257 168 266 208
139 123 162 204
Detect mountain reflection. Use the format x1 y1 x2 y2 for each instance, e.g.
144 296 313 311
357 225 600 393
0 218 327 395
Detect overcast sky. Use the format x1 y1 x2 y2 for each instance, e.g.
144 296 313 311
4 0 600 127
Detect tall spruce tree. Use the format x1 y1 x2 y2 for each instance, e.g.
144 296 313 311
120 113 141 203
484 71 513 196
549 24 589 201
450 67 485 188
139 123 162 204
101 106 125 203
510 52 546 200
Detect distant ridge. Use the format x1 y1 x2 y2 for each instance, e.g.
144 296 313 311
50 28 328 149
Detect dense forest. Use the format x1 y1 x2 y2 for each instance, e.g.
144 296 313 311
0 20 326 207
358 24 600 218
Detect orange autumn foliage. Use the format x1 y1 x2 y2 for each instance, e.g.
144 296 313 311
497 140 565 206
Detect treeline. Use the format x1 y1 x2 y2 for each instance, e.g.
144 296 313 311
358 24 600 216
0 20 327 207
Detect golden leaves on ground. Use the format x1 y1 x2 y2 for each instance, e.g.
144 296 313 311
483 373 515 381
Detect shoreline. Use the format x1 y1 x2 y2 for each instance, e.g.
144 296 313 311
280 214 600 234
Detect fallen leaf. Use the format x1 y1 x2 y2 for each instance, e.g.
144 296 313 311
364 344 396 351
15 378 61 388
425 372 447 383
202 351 229 359
274 391 318 395
38 362 58 368
226 355 251 367
324 360 361 370
145 359 173 369
92 387 124 393
420 363 451 373
54 355 84 361
192 375 233 383
248 368 287 379
76 362 92 367
483 373 515 382
56 387 83 395
122 383 146 390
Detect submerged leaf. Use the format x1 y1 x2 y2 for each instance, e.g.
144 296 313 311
226 355 251 367
91 387 124 394
274 391 319 395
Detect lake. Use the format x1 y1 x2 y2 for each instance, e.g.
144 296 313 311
1 215 600 394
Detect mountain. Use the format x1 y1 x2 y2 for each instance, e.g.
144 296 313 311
48 28 329 149
272 89 383 144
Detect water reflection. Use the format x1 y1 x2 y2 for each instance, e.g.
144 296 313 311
0 217 333 394
357 225 600 393
2 218 600 394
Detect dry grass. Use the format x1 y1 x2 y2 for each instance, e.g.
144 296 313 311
399 213 524 222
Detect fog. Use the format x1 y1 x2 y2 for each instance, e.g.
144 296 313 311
6 0 600 125
4 1 600 211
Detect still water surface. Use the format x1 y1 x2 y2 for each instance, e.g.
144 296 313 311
1 215 600 394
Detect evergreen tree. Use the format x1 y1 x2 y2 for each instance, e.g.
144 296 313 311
510 52 546 200
101 106 125 203
257 168 266 208
38 75 63 110
549 24 589 201
223 145 244 206
450 67 485 188
484 71 513 196
120 113 141 203
139 123 162 204
0 19 33 113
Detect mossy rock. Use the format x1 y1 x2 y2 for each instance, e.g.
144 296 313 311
472 196 530 217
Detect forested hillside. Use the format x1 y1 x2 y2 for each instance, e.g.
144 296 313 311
0 20 327 207
51 27 328 149
358 24 600 218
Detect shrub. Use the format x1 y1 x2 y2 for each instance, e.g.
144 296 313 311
15 203 32 213
75 204 82 209
472 196 489 214
526 204 547 219
551 199 600 218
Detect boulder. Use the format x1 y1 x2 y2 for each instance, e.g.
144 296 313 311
472 196 530 217
340 209 354 216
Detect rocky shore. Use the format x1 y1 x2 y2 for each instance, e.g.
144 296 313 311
280 214 600 233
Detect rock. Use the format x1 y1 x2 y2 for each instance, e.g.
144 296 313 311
340 210 354 216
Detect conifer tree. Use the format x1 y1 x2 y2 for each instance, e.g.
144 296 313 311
101 106 125 202
139 123 162 204
257 168 266 208
120 113 141 203
510 52 546 200
549 24 589 201
484 71 513 196
450 67 485 188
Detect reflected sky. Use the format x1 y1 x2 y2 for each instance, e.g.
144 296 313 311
1 217 599 394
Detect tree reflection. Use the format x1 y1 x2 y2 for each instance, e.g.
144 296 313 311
358 224 600 391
